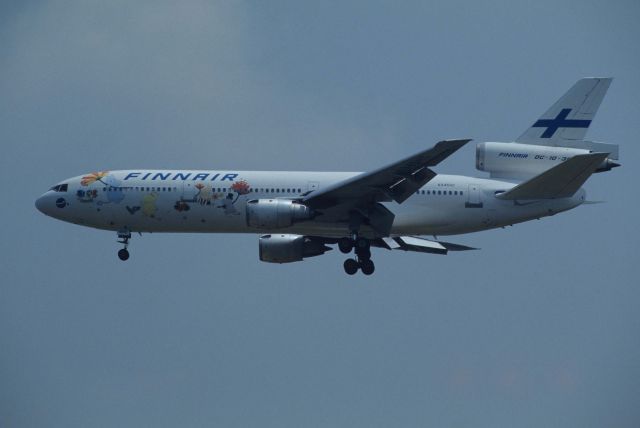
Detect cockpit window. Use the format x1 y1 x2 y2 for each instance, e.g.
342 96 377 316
49 184 68 192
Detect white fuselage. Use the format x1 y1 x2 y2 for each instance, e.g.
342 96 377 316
35 170 585 238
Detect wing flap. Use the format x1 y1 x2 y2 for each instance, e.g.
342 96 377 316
377 236 478 255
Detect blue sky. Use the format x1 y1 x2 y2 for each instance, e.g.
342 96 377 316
1 1 639 427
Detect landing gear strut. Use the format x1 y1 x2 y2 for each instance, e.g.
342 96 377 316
117 230 131 261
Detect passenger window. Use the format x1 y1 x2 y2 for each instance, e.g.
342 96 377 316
449 191 452 195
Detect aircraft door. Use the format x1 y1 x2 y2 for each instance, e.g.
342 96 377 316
171 180 191 214
182 181 194 201
465 184 483 208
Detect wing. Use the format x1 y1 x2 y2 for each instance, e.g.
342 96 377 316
303 139 471 210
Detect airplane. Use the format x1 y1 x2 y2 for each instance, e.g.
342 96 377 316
36 78 619 275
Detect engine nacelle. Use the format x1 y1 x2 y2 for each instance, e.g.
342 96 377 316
476 142 619 179
246 199 314 229
259 234 331 263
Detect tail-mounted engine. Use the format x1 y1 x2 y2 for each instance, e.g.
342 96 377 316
476 142 619 180
259 234 331 263
246 199 314 229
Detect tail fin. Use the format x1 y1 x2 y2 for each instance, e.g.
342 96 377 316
516 78 612 144
496 152 608 200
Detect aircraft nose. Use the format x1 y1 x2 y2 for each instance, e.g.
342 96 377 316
35 194 47 214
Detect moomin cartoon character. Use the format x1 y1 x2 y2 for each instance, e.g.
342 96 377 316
217 180 251 215
220 192 238 215
194 183 214 205
142 193 158 217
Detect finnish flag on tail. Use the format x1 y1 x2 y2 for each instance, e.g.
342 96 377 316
517 77 612 144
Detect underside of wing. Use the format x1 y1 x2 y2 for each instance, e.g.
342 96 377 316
375 236 478 255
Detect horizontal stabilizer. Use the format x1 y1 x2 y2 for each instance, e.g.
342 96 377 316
496 152 608 200
378 236 477 255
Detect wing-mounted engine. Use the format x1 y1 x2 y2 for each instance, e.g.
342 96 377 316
476 142 619 180
259 234 331 263
246 199 314 229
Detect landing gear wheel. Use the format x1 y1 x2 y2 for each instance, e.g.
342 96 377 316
118 248 130 261
360 259 375 276
343 258 359 275
338 237 354 254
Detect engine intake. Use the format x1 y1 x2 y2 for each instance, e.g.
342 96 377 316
259 234 331 263
246 199 314 229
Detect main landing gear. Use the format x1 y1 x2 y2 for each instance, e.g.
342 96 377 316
117 230 131 261
339 236 375 276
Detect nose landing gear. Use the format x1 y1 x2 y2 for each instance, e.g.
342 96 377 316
117 230 131 261
118 248 130 261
